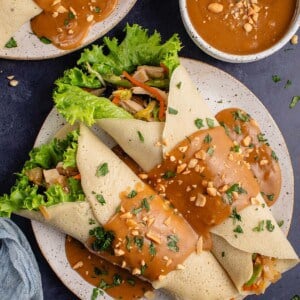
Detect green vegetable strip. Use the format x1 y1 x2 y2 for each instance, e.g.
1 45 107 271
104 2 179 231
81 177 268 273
0 131 84 217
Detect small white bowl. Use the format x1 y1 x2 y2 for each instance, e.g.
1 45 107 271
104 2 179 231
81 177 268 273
179 0 300 63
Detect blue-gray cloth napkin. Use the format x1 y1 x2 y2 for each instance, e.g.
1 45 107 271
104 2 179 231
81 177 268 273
0 218 43 300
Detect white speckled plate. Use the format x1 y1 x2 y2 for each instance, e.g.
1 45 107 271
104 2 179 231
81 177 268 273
0 0 137 60
31 58 294 299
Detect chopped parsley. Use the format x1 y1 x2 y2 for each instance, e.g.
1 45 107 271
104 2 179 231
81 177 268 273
140 264 148 275
89 226 115 252
207 146 215 156
231 145 240 153
176 81 182 89
167 235 179 252
257 133 268 144
112 274 122 286
168 107 178 115
134 236 144 251
39 36 52 44
272 75 281 83
137 131 144 142
204 134 212 143
266 194 275 201
68 11 75 19
91 287 104 300
5 37 18 48
290 96 300 109
131 207 142 215
96 162 109 177
93 192 106 205
94 6 101 13
141 198 150 212
126 278 136 286
277 220 284 227
230 207 242 224
94 267 108 276
252 220 265 232
162 170 176 179
89 218 96 225
220 121 230 136
206 118 215 128
149 241 157 256
266 220 275 232
225 184 247 204
284 80 292 89
271 150 278 161
125 235 132 251
115 205 121 213
291 295 300 300
234 125 241 134
233 225 243 234
127 190 137 198
194 118 204 129
232 110 250 122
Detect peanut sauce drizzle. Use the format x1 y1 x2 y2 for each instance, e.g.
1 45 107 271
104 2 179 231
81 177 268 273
31 0 118 50
89 183 198 281
215 108 281 207
65 236 152 300
147 126 260 249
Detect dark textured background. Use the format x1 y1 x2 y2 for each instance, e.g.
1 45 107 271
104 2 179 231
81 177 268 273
0 1 299 299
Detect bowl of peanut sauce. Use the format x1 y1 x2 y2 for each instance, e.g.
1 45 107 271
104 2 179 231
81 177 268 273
180 0 300 63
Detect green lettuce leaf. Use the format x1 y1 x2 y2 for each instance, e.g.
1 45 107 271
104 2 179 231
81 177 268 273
0 130 84 217
77 24 181 77
53 82 133 126
58 67 102 89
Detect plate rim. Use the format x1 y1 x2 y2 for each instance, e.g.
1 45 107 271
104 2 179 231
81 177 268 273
31 57 295 299
0 0 137 60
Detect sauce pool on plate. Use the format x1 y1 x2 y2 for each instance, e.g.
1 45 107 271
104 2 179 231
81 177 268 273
186 0 297 55
31 0 118 50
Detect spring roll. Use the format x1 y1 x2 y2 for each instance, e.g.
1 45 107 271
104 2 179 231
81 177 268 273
0 0 42 48
97 65 299 295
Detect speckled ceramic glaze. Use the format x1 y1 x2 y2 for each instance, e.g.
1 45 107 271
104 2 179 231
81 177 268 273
179 0 300 63
32 58 294 299
0 0 137 60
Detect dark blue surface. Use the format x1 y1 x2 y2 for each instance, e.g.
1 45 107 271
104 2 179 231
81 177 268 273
0 1 299 299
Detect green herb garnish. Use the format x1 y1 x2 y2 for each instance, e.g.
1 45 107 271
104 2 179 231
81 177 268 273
231 145 240 153
204 134 212 144
284 80 292 89
95 194 106 205
266 194 274 201
207 146 215 156
162 170 176 179
176 82 182 89
272 75 281 83
125 235 132 252
194 118 204 129
206 118 215 128
277 220 284 227
271 150 278 161
220 121 230 136
39 36 52 44
127 190 137 198
134 236 144 251
233 225 243 234
167 235 179 252
232 110 250 122
221 251 225 257
94 6 101 13
149 241 157 256
230 207 242 224
96 162 109 177
137 131 144 142
140 264 148 275
89 218 96 225
225 184 247 204
126 278 136 286
290 96 300 109
252 220 265 232
168 107 178 115
89 226 115 252
257 133 268 144
5 37 17 48
141 198 150 212
266 220 275 232
234 125 241 134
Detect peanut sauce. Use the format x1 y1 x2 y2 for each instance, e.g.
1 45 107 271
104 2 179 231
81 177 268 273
94 183 198 281
31 0 118 50
215 108 281 207
147 126 260 249
65 236 152 300
186 0 297 55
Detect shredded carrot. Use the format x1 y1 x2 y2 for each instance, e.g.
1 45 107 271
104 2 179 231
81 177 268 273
112 95 121 105
122 71 165 120
39 205 51 220
73 173 81 180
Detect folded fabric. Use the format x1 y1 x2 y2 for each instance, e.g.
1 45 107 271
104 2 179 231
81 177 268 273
0 218 43 300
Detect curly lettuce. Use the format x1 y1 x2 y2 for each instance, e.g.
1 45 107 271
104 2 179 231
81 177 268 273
0 130 84 217
53 83 133 126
